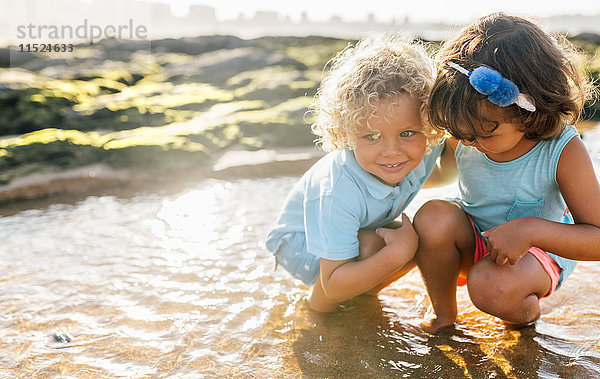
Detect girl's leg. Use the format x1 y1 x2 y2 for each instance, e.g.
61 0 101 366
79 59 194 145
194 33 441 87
413 200 476 332
467 253 551 324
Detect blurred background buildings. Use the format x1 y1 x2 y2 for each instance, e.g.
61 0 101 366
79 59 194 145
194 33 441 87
3 0 600 46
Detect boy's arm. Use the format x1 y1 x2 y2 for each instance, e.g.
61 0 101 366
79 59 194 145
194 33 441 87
423 138 458 188
318 214 417 302
483 137 600 264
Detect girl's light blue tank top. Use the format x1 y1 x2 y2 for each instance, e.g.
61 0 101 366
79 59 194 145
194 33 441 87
455 125 579 283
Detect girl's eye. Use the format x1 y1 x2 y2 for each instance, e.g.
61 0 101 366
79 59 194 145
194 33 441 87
399 131 416 137
364 133 381 141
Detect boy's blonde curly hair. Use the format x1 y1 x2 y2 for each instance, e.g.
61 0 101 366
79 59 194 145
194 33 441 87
311 34 444 152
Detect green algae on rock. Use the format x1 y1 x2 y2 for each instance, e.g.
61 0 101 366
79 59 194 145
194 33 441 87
1 34 598 191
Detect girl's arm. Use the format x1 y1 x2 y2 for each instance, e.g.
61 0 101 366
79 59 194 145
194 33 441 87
318 214 417 302
484 137 600 264
423 137 458 188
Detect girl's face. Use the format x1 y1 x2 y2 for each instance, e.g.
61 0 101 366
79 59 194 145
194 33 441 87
458 102 537 162
353 94 427 187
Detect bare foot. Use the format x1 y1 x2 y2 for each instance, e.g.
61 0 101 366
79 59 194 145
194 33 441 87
420 316 456 334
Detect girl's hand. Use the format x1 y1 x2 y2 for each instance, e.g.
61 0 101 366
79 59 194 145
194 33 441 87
481 218 535 265
375 213 418 254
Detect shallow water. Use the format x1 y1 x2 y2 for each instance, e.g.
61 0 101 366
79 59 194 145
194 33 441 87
1 127 600 377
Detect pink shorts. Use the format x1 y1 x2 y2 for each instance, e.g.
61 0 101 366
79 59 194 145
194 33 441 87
457 215 562 297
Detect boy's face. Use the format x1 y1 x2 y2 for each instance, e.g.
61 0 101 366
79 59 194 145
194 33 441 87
354 94 427 187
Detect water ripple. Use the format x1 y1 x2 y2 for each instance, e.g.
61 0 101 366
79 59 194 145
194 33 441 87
1 170 600 376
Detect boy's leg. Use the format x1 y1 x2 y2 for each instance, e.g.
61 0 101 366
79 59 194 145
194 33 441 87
307 232 379 312
365 259 416 295
467 253 551 325
308 275 338 312
413 200 476 332
308 220 413 311
356 221 416 295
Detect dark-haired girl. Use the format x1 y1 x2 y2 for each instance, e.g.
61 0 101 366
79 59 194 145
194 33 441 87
414 13 600 332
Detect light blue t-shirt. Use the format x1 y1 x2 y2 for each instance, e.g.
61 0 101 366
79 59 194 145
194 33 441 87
266 142 445 261
455 124 579 282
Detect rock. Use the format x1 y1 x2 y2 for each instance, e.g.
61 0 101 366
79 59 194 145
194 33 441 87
94 39 154 61
21 58 71 72
52 329 73 343
0 86 74 135
573 33 600 45
0 163 135 204
0 48 39 68
151 35 248 55
163 47 307 85
211 146 324 179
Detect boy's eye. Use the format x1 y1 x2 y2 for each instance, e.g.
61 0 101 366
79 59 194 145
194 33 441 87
364 133 381 141
399 130 416 137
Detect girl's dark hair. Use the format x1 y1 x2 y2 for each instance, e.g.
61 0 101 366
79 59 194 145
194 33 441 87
429 12 591 140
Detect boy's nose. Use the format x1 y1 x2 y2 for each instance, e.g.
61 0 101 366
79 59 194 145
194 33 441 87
381 139 402 156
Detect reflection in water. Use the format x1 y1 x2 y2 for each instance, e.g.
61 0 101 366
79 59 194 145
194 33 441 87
287 279 600 378
0 128 600 376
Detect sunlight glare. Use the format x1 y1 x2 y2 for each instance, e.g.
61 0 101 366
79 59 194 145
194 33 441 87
154 182 244 259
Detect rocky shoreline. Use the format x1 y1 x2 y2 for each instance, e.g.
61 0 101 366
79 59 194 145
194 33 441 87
0 35 349 197
0 146 325 204
0 34 598 205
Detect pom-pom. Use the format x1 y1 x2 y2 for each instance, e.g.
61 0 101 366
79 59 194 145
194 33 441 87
446 61 535 112
469 67 502 95
487 78 519 107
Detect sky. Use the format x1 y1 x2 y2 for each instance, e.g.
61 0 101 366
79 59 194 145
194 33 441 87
145 0 600 24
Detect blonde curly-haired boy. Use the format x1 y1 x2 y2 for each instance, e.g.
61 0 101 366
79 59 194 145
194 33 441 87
266 34 452 312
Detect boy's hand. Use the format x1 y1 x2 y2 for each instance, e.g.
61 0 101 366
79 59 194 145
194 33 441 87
481 217 535 265
375 213 418 254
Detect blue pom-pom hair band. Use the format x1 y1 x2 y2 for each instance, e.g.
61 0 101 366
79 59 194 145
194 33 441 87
447 62 536 112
